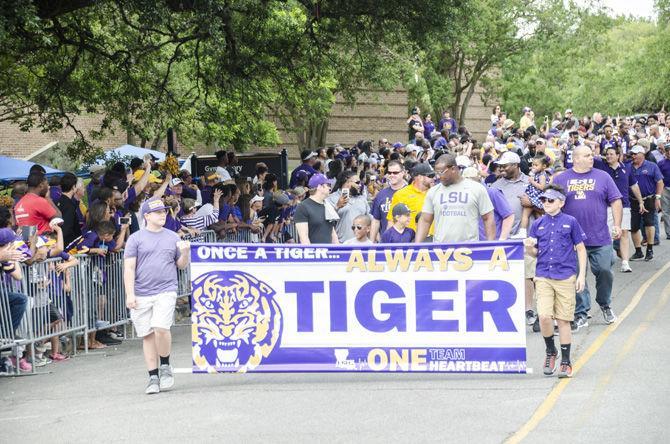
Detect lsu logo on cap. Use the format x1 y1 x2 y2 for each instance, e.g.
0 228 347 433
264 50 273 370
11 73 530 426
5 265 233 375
191 270 282 373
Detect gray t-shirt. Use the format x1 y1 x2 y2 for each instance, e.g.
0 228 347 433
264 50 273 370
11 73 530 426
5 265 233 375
124 228 181 297
294 198 335 244
490 173 529 235
422 180 494 243
326 191 370 242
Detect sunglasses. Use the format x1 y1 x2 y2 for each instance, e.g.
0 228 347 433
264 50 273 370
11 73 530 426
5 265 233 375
351 225 367 230
387 170 402 175
539 197 557 203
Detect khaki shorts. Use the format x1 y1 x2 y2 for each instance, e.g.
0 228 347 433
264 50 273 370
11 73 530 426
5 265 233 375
534 276 576 321
524 252 536 279
130 291 178 337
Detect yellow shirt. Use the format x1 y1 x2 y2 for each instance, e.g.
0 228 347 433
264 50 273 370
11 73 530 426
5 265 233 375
387 183 434 235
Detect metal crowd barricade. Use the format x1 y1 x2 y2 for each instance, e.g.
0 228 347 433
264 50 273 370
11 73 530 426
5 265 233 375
1 273 30 374
20 258 88 360
76 251 127 351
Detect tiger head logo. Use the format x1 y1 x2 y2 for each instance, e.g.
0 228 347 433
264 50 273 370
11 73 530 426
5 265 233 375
191 270 282 373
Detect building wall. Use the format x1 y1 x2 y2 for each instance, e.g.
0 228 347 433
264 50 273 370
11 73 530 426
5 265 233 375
0 86 494 161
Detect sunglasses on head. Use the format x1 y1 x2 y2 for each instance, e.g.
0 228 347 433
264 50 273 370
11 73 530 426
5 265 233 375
351 225 367 230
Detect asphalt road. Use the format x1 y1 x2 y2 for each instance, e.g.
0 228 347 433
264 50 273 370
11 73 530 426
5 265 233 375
2 240 669 443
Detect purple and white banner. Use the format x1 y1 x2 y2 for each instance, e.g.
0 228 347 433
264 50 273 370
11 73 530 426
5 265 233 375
190 242 527 373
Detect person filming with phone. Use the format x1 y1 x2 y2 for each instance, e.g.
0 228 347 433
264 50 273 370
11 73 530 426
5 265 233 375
326 171 370 243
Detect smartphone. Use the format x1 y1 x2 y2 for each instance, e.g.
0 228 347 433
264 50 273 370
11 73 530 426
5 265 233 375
342 188 350 198
119 217 130 225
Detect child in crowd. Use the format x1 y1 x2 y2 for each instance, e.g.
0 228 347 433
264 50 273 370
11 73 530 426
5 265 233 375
518 154 551 238
381 203 415 243
344 214 373 244
524 185 587 379
66 220 119 349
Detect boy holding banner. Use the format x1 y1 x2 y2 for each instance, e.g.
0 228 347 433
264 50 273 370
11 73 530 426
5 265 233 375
124 197 191 394
524 185 587 378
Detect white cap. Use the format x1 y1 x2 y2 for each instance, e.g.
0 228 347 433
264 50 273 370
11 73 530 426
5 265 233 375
496 151 521 165
462 167 480 179
455 155 472 168
250 195 264 205
629 145 646 154
171 178 183 186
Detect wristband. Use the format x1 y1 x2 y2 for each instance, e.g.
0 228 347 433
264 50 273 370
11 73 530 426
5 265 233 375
656 194 661 200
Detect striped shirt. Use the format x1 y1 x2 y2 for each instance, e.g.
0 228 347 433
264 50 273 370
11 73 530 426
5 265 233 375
181 207 220 231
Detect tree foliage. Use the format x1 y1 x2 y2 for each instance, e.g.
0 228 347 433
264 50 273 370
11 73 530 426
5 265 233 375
0 0 455 159
493 1 670 119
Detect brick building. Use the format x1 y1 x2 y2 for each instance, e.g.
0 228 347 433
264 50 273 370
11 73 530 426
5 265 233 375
0 87 492 161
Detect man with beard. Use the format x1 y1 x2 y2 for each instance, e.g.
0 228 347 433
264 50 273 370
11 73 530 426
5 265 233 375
387 163 436 237
598 124 619 153
326 171 370 242
416 154 495 243
14 172 62 234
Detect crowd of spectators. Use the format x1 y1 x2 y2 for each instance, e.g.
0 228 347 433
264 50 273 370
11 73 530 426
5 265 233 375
2 104 670 375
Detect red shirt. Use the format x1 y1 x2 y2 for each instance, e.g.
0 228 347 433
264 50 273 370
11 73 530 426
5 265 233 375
14 192 57 234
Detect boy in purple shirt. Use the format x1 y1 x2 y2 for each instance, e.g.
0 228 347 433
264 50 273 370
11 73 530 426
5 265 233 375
525 185 587 379
381 203 415 243
124 197 190 394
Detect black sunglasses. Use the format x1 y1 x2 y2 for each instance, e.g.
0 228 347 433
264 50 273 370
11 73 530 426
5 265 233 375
351 225 367 230
539 197 556 203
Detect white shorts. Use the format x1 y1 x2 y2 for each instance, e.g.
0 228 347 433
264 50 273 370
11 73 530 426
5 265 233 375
607 207 631 232
130 292 178 337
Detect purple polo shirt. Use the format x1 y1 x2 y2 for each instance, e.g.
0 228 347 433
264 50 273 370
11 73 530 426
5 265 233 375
371 187 398 234
593 158 636 208
631 160 663 197
479 187 513 240
552 168 622 247
658 158 670 188
529 211 586 280
381 226 415 243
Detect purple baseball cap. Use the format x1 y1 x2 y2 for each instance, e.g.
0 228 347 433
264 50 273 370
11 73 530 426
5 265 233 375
308 173 330 189
539 188 566 201
0 228 16 246
141 197 169 217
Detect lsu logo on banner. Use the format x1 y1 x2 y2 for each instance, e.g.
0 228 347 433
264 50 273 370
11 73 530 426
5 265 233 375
191 271 282 372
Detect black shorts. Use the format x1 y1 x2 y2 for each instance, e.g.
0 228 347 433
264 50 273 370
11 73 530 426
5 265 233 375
32 303 63 327
630 197 656 233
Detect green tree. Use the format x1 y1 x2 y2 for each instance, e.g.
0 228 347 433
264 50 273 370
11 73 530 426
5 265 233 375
0 0 455 158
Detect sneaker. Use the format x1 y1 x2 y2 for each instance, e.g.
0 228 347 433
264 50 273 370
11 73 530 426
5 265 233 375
145 375 160 395
630 251 644 261
601 306 617 324
543 352 558 376
620 261 632 273
645 250 654 261
11 357 32 372
558 363 573 378
159 364 174 390
34 343 47 354
96 331 122 345
49 352 70 362
525 310 537 326
572 315 588 331
0 357 12 375
31 355 51 367
532 318 541 333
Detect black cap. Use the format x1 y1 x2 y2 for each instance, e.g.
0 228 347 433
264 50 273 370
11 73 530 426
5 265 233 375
392 203 411 217
411 163 434 178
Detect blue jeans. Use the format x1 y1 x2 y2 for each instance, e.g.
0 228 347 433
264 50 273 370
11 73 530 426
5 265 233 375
575 245 615 317
6 292 28 332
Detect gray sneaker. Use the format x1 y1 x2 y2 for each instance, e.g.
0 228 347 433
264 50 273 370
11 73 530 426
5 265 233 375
145 375 160 395
574 315 589 331
159 364 174 390
601 306 617 324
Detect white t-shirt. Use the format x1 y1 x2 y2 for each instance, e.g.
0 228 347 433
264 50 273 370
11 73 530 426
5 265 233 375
422 179 493 243
216 166 232 182
343 237 373 245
